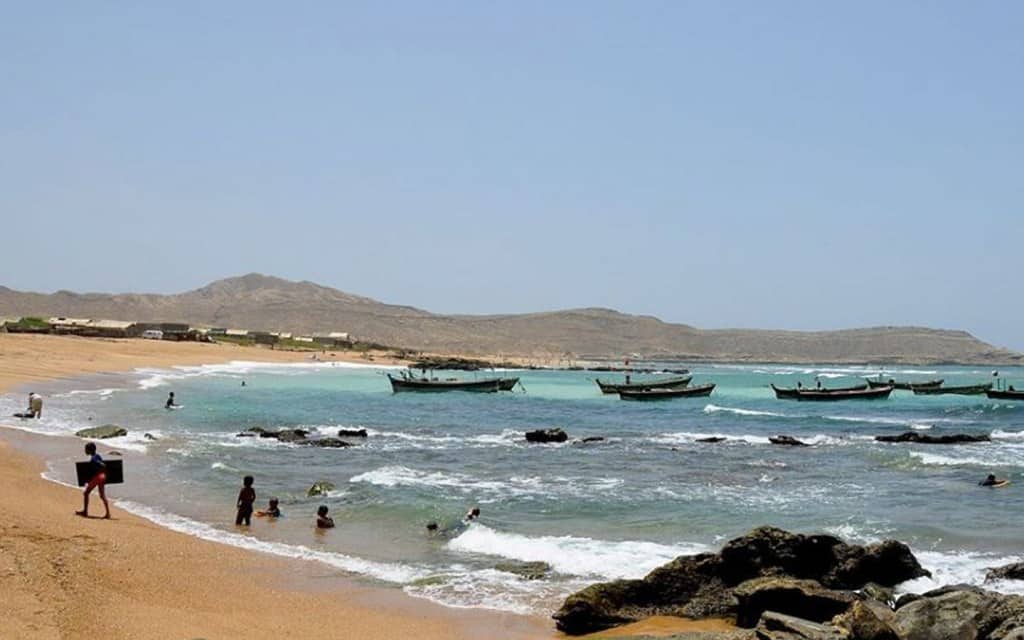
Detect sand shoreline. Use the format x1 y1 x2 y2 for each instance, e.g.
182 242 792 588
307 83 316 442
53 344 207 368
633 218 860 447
0 334 553 639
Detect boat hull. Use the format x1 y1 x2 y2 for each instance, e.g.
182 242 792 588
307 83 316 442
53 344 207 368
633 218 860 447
618 383 715 400
388 374 502 393
986 389 1024 400
866 379 944 390
792 386 893 401
771 384 868 399
596 375 692 394
913 383 993 396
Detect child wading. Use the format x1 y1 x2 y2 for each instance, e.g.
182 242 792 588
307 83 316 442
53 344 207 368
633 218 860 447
236 475 256 525
76 442 110 518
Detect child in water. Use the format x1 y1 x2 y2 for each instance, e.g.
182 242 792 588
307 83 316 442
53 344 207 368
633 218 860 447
256 498 281 518
316 505 335 528
76 442 110 518
236 475 256 525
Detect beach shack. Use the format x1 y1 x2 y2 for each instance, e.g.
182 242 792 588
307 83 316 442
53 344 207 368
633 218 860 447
49 317 93 335
83 319 136 338
312 331 351 347
251 331 278 346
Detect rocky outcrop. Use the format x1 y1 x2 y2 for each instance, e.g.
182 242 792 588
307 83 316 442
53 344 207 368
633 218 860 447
551 527 928 635
304 437 352 448
891 586 1024 640
833 600 899 640
734 578 857 627
338 428 368 437
526 428 568 443
769 436 809 447
875 432 991 444
988 563 1024 582
755 612 846 639
307 480 335 497
235 427 354 448
75 424 127 439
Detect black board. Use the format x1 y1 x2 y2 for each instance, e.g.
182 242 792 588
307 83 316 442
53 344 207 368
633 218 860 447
75 459 124 486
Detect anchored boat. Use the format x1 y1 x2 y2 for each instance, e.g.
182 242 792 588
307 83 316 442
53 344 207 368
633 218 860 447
771 383 868 400
595 375 692 394
387 373 502 393
866 378 944 390
618 383 715 400
913 383 993 396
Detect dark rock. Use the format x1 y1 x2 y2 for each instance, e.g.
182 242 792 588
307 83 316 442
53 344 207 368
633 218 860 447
552 527 928 635
833 600 899 640
979 593 1024 639
143 433 158 440
275 430 308 443
526 428 568 443
494 561 552 580
236 432 257 437
580 436 606 443
698 437 728 443
338 428 368 438
894 593 922 609
734 577 857 627
874 432 990 444
75 424 127 439
769 436 809 447
859 582 895 607
988 563 1024 582
245 427 269 435
755 612 847 640
307 480 335 497
303 437 352 448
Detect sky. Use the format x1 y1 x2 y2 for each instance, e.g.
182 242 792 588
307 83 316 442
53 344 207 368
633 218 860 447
1 2 1022 348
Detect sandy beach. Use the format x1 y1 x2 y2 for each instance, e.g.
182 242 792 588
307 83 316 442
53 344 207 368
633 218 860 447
0 334 547 640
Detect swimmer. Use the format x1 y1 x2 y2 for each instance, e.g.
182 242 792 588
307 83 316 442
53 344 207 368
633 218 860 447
316 505 335 528
980 474 1009 487
256 497 281 518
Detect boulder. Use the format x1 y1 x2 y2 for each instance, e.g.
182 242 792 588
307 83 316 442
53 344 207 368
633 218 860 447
552 527 928 635
526 428 568 443
494 561 552 580
338 428 368 438
874 432 990 444
698 437 728 443
859 583 896 607
892 586 991 640
75 424 127 439
833 600 899 640
769 436 809 447
734 578 857 627
236 432 257 437
303 438 352 448
274 429 310 443
307 480 336 497
988 563 1024 582
755 612 847 640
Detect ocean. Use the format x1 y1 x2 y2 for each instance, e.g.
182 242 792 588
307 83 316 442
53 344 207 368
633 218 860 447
4 361 1024 615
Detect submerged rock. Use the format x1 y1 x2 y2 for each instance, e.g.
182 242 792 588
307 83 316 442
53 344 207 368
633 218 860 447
307 480 336 497
338 428 368 437
580 436 606 443
525 428 568 443
552 526 928 635
988 563 1024 582
143 433 158 440
494 561 552 580
697 436 728 443
304 437 352 448
875 432 990 444
769 436 809 447
75 424 127 439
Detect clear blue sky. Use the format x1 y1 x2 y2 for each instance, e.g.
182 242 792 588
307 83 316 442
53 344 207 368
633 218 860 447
1 2 1022 349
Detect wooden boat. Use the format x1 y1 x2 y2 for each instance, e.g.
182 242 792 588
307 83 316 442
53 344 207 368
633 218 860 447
986 389 1024 400
387 373 502 393
595 375 692 394
790 386 894 402
913 383 993 396
618 383 715 400
771 383 868 399
866 378 944 390
497 377 520 391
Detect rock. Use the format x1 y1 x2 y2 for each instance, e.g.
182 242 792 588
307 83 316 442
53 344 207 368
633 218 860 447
526 428 568 443
143 433 158 440
338 428 368 438
236 432 257 437
552 526 928 635
273 429 310 443
303 438 352 448
734 577 857 627
892 586 991 640
769 436 809 447
874 432 990 444
307 480 335 497
245 427 269 435
755 612 848 640
75 424 127 439
698 437 728 443
833 600 898 640
988 563 1024 582
580 436 606 443
859 583 895 607
978 593 1024 639
494 561 552 580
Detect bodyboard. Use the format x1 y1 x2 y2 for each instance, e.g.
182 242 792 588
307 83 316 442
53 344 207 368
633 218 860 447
75 459 124 486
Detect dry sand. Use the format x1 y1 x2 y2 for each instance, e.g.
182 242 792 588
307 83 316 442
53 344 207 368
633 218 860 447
0 334 548 640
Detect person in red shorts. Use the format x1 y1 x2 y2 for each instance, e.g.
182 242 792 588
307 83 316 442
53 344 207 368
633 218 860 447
76 442 110 518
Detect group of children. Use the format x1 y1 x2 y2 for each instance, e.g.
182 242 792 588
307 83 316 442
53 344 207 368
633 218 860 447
236 475 334 528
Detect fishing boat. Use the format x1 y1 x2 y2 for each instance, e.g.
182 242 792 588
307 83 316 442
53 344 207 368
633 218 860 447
595 375 692 394
770 383 868 399
498 377 520 391
387 373 502 393
866 378 944 390
913 383 993 396
618 383 715 400
987 388 1024 400
789 386 894 402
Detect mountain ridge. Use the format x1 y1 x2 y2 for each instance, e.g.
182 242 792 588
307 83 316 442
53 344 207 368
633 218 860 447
0 274 1019 365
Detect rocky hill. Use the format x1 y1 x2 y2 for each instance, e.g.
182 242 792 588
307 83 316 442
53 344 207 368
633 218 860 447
1 274 1019 364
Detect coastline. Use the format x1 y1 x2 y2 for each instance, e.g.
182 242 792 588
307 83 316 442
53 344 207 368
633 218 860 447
0 334 549 640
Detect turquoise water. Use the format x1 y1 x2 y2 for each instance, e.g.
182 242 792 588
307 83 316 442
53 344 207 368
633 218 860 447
5 361 1024 614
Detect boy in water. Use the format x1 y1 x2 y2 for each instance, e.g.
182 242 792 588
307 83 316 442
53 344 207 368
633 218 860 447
256 497 281 518
236 475 256 525
316 505 335 528
76 442 110 518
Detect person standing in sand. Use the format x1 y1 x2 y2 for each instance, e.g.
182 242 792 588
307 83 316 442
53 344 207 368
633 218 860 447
76 442 110 518
236 475 256 525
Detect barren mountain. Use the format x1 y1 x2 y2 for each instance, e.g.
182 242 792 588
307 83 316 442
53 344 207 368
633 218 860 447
1 274 1019 364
